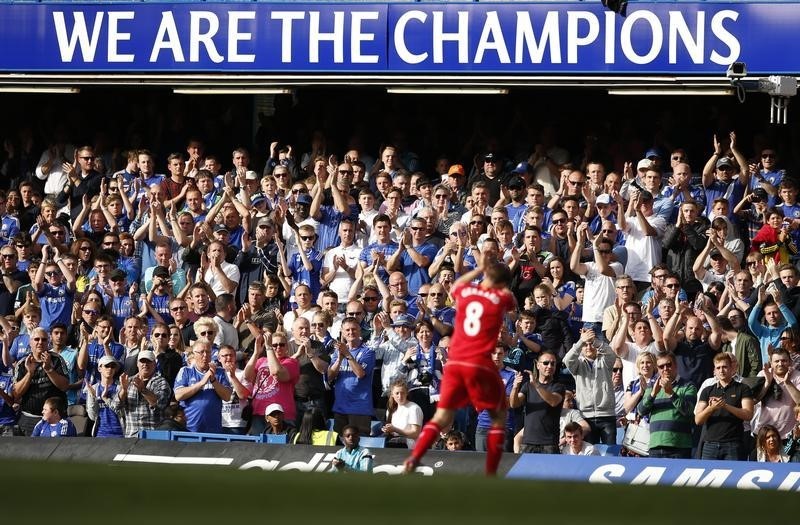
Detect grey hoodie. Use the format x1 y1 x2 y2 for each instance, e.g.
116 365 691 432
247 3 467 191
563 340 617 418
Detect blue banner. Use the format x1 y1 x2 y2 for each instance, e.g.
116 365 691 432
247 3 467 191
0 2 799 74
506 454 800 491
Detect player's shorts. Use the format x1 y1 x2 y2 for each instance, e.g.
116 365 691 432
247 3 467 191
437 359 507 413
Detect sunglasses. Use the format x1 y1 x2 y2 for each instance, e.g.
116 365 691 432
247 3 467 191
0 254 14 259
32 337 48 342
198 331 215 337
311 322 326 327
612 367 623 372
552 218 567 224
152 333 168 338
170 306 187 312
434 194 448 199
539 361 555 366
271 342 287 348
346 311 363 317
410 226 423 231
274 172 289 178
779 336 793 341
300 235 314 241
568 180 583 186
79 156 95 161
762 154 776 159
45 271 61 277
291 189 307 194
657 363 673 370
83 309 99 315
362 296 379 302
50 230 65 236
665 283 680 289
469 221 484 226
338 170 353 175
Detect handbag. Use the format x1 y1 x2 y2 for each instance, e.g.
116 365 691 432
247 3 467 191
241 372 270 424
622 423 650 457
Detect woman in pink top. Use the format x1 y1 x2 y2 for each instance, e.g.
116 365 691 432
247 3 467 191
244 331 299 435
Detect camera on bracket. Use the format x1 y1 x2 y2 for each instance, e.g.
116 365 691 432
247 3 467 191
726 62 747 79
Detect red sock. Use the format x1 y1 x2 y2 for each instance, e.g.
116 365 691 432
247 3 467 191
410 421 442 462
485 426 506 476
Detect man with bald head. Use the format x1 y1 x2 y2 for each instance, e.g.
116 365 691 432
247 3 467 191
375 271 419 319
290 316 330 426
13 327 69 435
663 311 716 391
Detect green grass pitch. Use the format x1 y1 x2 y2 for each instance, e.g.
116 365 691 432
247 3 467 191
4 459 796 524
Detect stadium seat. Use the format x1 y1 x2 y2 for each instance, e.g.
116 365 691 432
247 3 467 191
616 426 626 445
67 405 90 436
593 444 609 456
604 444 622 456
138 430 173 440
370 420 383 437
264 434 288 444
358 436 386 449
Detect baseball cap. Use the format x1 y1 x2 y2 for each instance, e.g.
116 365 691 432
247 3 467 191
637 159 653 172
296 194 312 206
506 176 525 189
251 194 266 207
751 188 769 202
245 170 258 180
98 355 119 368
213 224 230 234
391 314 415 328
596 194 612 205
265 403 284 416
484 153 497 162
110 268 127 281
153 266 170 278
138 350 156 362
447 164 465 177
716 157 734 169
645 148 663 160
709 248 723 259
511 162 531 175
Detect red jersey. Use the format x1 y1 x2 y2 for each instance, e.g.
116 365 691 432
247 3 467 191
448 282 515 362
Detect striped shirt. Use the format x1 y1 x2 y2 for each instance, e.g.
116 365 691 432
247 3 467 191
637 377 697 450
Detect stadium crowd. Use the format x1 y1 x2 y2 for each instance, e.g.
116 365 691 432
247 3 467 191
1 126 800 464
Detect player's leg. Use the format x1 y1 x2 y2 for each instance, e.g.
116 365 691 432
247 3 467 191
403 407 455 473
485 407 508 476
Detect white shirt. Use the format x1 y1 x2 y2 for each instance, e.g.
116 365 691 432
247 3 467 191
582 261 623 323
213 315 239 349
201 261 241 297
390 401 423 449
322 244 361 301
622 214 666 282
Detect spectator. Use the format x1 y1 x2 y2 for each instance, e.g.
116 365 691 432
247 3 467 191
293 407 338 446
12 328 68 435
332 425 374 473
750 424 789 463
694 352 754 460
328 317 376 435
510 349 565 453
262 403 297 442
571 226 623 339
748 285 798 364
289 315 329 419
754 348 800 439
119 350 171 437
85 355 125 438
31 397 76 437
174 341 232 433
244 331 299 434
561 421 599 456
218 345 252 435
564 329 617 445
382 379 423 449
637 352 698 459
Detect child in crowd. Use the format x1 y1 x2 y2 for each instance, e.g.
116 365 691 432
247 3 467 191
31 397 77 437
